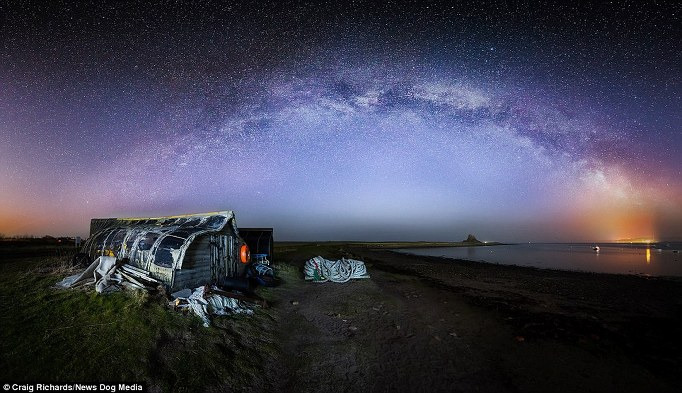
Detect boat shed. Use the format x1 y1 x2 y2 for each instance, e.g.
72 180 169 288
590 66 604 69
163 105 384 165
81 211 250 291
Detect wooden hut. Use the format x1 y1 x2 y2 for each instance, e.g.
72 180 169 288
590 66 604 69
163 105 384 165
81 211 251 291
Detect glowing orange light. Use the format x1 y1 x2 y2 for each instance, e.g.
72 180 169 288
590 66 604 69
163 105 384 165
240 244 250 264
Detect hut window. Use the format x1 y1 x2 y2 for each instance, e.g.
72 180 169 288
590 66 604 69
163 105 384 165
110 229 127 254
159 235 184 250
138 233 159 250
154 248 174 267
93 232 108 250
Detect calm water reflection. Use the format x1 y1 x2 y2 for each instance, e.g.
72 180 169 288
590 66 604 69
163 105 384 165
395 243 682 276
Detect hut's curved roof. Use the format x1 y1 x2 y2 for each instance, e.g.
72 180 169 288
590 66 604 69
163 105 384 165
83 211 235 270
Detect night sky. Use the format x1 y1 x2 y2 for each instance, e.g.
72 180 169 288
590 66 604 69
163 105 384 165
1 1 680 242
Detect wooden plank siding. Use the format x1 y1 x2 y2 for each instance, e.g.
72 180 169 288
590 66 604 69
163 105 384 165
171 231 241 291
173 236 213 290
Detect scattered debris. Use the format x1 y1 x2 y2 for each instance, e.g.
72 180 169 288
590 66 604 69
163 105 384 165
57 256 161 293
170 285 254 327
171 288 193 299
210 287 268 308
57 252 276 326
247 262 280 287
304 256 370 283
252 263 274 276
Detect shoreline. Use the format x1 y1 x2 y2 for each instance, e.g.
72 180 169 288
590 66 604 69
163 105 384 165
389 248 682 281
275 240 506 249
388 243 682 282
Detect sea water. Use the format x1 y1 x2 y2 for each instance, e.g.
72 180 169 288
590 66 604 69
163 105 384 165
395 243 682 277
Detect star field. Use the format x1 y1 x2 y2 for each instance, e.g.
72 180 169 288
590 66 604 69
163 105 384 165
0 1 680 241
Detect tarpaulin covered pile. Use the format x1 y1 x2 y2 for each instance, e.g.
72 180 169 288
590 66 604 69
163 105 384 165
304 256 370 283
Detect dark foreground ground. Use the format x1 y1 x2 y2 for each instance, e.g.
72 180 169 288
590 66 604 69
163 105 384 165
2 242 682 392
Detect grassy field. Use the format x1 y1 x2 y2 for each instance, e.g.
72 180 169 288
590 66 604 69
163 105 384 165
0 251 287 392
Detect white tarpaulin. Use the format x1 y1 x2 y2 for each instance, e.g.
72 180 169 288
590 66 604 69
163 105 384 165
304 256 370 283
172 286 253 327
57 256 124 293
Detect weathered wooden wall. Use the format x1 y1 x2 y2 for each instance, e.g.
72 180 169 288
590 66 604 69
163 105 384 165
173 236 213 290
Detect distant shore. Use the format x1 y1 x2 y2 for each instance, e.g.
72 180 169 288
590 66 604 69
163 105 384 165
275 240 505 249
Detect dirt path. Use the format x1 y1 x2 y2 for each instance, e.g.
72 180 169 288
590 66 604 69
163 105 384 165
264 245 681 393
271 271 509 392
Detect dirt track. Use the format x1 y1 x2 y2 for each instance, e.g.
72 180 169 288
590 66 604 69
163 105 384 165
264 245 682 393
